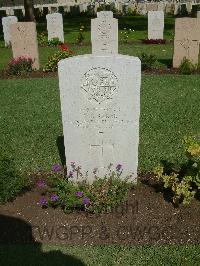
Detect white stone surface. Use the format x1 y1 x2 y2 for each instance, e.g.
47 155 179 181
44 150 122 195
2 16 18 47
197 11 200 18
97 11 113 18
58 54 141 183
148 11 164 40
91 13 118 55
46 13 64 42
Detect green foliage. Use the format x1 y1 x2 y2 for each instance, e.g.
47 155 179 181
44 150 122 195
154 136 200 205
38 34 62 47
37 32 48 47
48 38 63 47
87 169 132 213
7 56 33 75
126 8 137 16
0 150 30 203
120 27 134 43
76 25 85 44
139 53 157 70
179 57 196 75
43 48 74 72
32 163 132 214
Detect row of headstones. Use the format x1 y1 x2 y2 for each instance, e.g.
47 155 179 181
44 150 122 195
2 11 200 183
91 11 200 68
2 13 64 47
1 2 200 17
1 10 165 48
2 11 200 71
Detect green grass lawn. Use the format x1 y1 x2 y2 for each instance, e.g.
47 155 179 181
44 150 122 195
0 244 200 265
0 75 200 173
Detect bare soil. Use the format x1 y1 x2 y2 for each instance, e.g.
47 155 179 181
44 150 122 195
1 174 200 245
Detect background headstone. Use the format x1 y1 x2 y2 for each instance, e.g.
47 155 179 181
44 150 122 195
173 18 200 68
58 55 141 183
97 11 113 18
148 11 164 40
46 12 64 43
91 11 118 55
10 22 39 70
146 3 158 12
2 16 18 47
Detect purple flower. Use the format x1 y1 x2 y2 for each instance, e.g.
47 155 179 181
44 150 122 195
40 197 47 206
37 179 45 189
76 191 83 198
50 194 59 202
83 197 90 206
68 171 73 178
52 164 62 172
116 164 122 171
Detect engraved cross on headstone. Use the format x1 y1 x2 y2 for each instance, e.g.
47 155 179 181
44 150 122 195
90 131 104 156
90 140 104 156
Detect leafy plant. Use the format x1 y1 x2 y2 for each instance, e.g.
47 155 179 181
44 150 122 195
37 32 48 47
0 150 30 203
76 25 85 44
139 53 157 70
48 37 63 47
43 44 74 72
7 56 33 75
154 136 200 205
179 57 196 75
32 163 133 214
120 27 134 43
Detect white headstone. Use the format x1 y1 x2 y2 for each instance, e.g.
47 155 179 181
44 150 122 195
148 11 164 40
58 54 141 183
91 11 118 55
97 11 113 18
2 16 18 47
46 13 64 43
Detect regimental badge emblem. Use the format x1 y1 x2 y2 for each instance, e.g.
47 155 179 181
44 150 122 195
81 67 118 104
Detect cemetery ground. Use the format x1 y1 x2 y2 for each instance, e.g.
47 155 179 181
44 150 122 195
1 15 200 264
0 15 175 73
1 76 200 248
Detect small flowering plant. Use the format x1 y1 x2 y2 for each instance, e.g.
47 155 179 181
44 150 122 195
43 44 75 72
76 25 85 44
120 27 135 43
7 56 33 75
31 162 133 214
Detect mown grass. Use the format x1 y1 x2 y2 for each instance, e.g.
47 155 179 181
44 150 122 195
0 244 200 265
0 75 200 173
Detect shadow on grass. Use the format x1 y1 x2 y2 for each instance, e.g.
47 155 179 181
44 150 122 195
158 58 173 68
56 136 66 166
0 214 86 266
